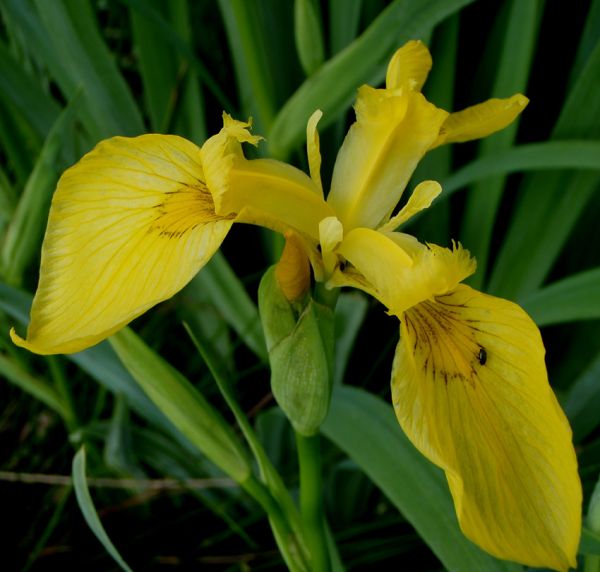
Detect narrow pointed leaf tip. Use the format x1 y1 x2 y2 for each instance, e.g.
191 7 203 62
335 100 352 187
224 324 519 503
11 134 233 355
392 285 582 570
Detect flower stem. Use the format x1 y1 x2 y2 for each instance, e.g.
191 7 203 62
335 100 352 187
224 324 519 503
296 431 330 572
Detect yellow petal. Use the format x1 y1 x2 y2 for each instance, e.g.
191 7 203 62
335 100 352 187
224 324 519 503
319 216 344 277
327 86 448 230
202 115 333 240
379 180 442 232
386 40 432 92
431 94 529 149
275 231 311 301
334 231 474 316
392 285 582 570
306 109 324 194
11 135 233 355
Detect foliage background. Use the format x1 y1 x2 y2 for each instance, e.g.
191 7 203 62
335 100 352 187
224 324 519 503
1 0 600 570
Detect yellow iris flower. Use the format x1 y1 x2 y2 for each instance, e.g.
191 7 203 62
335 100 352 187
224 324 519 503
11 41 580 570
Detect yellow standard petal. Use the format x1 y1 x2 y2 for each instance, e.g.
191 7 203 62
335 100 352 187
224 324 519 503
318 216 344 278
327 85 448 231
392 284 582 570
306 109 324 195
201 114 333 241
11 135 233 355
385 40 432 92
431 94 529 149
378 180 442 232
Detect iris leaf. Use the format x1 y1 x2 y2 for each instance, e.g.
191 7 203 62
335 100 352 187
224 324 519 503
442 141 600 197
460 0 541 289
489 40 600 299
520 267 600 326
72 447 134 572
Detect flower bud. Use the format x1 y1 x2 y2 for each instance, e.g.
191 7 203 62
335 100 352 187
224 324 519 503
259 267 334 435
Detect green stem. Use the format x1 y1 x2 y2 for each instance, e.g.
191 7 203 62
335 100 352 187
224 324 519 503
242 476 310 572
296 432 330 572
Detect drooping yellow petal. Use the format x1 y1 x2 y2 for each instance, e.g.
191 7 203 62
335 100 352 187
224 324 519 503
386 40 432 92
378 180 441 232
276 231 311 301
333 231 474 316
306 109 324 194
327 85 448 231
431 94 529 149
201 115 333 240
11 135 233 355
392 285 582 570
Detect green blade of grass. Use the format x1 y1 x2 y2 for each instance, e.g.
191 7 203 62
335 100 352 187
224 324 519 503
581 528 600 556
489 40 600 299
0 353 69 421
460 0 541 289
129 0 178 132
104 396 143 478
0 97 36 184
294 0 325 76
30 0 144 139
0 40 60 140
167 0 207 144
568 0 600 88
563 351 600 442
126 0 208 140
0 165 17 221
109 327 251 482
1 94 80 286
186 252 267 360
411 14 458 244
334 293 368 384
217 0 277 132
184 323 302 536
268 0 476 159
119 0 233 115
322 386 521 572
328 0 362 56
441 141 600 197
520 267 600 326
0 282 211 448
72 447 134 572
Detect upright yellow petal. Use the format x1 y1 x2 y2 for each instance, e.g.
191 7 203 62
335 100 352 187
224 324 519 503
327 86 448 231
431 94 529 148
306 109 324 194
201 115 333 241
386 40 432 92
378 180 441 232
11 135 233 355
392 285 582 570
318 216 344 277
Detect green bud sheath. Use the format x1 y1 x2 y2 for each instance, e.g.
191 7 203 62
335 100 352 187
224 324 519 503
259 267 334 436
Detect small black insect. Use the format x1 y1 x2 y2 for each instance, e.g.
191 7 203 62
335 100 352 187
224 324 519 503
478 347 487 366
